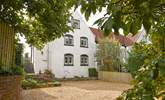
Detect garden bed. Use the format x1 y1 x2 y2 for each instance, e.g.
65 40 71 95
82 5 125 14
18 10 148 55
55 77 98 82
22 73 61 89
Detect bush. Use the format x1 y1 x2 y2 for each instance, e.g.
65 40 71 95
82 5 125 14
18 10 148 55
88 68 98 77
125 43 146 77
12 66 24 75
22 79 38 89
0 66 24 76
96 39 121 72
22 73 61 89
120 43 165 100
44 69 54 77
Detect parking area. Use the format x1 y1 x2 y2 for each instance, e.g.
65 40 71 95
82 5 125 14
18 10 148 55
22 80 131 100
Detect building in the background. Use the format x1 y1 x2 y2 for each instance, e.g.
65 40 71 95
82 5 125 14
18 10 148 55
89 27 149 71
89 27 134 64
32 11 96 78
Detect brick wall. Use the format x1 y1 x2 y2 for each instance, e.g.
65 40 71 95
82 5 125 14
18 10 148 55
0 76 22 100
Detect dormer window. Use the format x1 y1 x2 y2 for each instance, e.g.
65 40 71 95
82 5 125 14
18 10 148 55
64 34 73 46
71 19 80 29
80 37 88 48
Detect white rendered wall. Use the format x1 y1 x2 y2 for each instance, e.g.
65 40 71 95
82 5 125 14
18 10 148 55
33 11 96 78
33 45 48 74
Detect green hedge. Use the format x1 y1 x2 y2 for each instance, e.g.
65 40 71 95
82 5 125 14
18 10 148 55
88 68 98 77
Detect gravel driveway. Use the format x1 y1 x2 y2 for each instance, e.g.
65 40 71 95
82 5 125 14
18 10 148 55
22 80 131 100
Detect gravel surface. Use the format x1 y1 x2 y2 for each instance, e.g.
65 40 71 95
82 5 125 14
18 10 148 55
22 80 131 100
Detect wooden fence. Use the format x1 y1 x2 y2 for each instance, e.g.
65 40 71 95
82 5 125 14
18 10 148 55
0 20 15 67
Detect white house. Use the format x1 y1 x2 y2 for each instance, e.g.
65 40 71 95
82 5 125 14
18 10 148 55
32 11 97 78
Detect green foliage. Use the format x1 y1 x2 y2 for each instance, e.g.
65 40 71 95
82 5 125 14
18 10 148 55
15 43 23 66
150 26 165 51
0 66 24 76
12 66 25 75
77 0 165 35
96 39 121 71
22 78 38 89
0 0 76 48
22 73 61 89
78 1 165 99
88 68 98 77
119 44 165 100
126 43 146 77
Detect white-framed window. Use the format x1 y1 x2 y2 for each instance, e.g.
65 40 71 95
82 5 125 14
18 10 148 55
64 34 73 46
80 37 88 48
64 54 74 66
71 19 80 29
80 54 88 66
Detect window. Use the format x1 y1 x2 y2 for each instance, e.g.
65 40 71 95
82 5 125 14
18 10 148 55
64 54 74 66
80 55 88 66
64 34 73 46
71 19 80 29
80 37 88 48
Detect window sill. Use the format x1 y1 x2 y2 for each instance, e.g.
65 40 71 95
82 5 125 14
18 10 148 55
64 64 74 66
64 44 74 46
80 46 88 48
80 64 88 66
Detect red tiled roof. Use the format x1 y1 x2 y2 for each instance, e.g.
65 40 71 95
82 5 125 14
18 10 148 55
89 27 134 46
128 32 141 42
89 27 103 41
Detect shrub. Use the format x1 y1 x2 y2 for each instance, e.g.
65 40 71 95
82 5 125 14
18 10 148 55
0 66 24 76
44 69 55 78
119 43 165 100
12 66 24 75
125 43 146 77
96 39 121 72
22 79 38 89
88 68 98 77
22 73 61 89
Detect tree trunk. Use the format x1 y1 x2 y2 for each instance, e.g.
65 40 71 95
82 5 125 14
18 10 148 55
0 20 15 67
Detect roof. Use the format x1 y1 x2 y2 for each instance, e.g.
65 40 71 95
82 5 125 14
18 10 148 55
127 33 140 42
89 27 134 46
89 27 103 41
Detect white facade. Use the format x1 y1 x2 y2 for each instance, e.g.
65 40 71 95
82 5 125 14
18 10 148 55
33 11 96 78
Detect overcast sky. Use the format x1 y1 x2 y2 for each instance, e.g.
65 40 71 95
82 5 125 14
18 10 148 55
79 9 106 28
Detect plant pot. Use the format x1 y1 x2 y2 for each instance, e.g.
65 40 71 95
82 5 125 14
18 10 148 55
0 75 23 100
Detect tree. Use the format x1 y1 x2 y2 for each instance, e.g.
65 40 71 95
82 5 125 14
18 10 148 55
0 0 75 68
77 0 165 99
76 0 164 35
96 39 121 71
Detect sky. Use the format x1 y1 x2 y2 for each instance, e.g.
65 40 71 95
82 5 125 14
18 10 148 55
79 9 106 27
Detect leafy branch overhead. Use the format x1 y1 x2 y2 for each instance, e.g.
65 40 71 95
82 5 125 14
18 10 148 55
0 0 76 48
77 0 165 35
